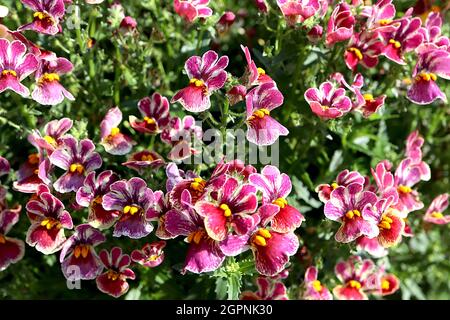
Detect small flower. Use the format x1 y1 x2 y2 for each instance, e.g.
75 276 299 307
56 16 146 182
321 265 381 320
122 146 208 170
307 25 323 43
100 107 135 155
119 16 137 34
344 31 384 70
75 170 120 230
304 81 352 119
96 247 135 298
420 12 449 47
217 11 236 33
241 45 273 88
0 205 25 271
241 277 289 300
245 82 289 146
122 150 165 174
366 267 400 297
131 241 166 268
303 266 333 300
362 0 398 32
25 190 73 254
424 193 450 224
49 137 102 193
12 153 46 194
129 93 170 134
0 39 38 97
172 50 229 113
326 2 355 47
316 169 365 203
356 236 388 258
406 130 425 163
277 0 320 26
254 0 269 13
333 256 375 300
60 224 106 281
226 85 247 106
102 177 158 239
173 0 213 23
29 118 73 154
18 0 66 35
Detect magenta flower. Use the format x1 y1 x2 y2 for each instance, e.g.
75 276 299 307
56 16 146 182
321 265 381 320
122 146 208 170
307 25 323 43
173 0 212 23
254 0 269 13
100 107 135 155
195 176 258 241
29 118 73 154
153 191 178 240
172 50 229 113
0 205 25 271
304 81 352 119
49 137 102 193
303 266 333 300
0 156 10 177
25 189 73 254
119 16 137 34
371 161 399 205
380 17 423 65
60 224 106 281
324 183 379 243
96 247 135 298
362 0 398 32
277 0 320 25
12 153 46 193
249 165 304 233
246 82 289 146
406 130 425 162
18 0 65 35
32 53 74 105
0 39 38 97
241 277 289 300
217 11 236 33
122 150 165 174
344 31 384 70
407 44 450 105
424 193 450 225
226 84 247 106
129 93 170 134
76 170 120 230
131 241 166 268
102 177 157 239
241 45 273 88
420 12 450 48
356 236 388 258
333 256 376 300
326 2 355 47
365 267 400 297
316 169 365 203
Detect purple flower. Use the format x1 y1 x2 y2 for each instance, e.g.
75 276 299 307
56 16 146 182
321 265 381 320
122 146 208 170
32 53 74 105
249 165 304 233
172 50 229 112
241 45 273 88
173 0 212 23
245 82 289 146
18 0 65 35
122 150 165 174
277 0 320 25
100 107 135 155
326 2 355 47
60 224 106 281
304 81 352 119
102 177 158 239
0 205 25 271
406 130 425 162
303 266 333 300
420 12 450 48
119 16 137 34
129 93 170 134
361 0 398 32
13 153 46 194
241 277 289 300
96 247 135 298
324 183 379 243
316 169 365 203
0 156 10 177
344 31 384 70
25 189 73 254
254 0 268 13
226 84 247 106
49 136 102 193
131 241 166 268
76 170 120 230
407 44 450 105
0 39 38 97
29 118 73 154
424 193 450 225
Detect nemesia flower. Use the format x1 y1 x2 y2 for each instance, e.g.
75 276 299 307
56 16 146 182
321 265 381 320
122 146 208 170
241 277 289 300
60 224 106 280
195 176 258 241
0 204 25 271
173 0 213 23
224 159 257 181
12 153 45 193
304 81 352 119
172 50 229 113
407 44 450 104
356 236 388 258
32 53 75 105
25 189 73 254
324 183 378 243
76 170 120 230
406 130 425 162
303 266 333 300
344 31 384 70
424 193 450 224
217 11 236 33
276 0 320 25
153 191 177 240
165 162 197 194
254 0 269 13
131 241 166 268
366 267 400 297
0 39 38 97
119 16 137 34
29 118 73 154
102 177 158 239
241 45 273 88
362 0 398 32
316 169 365 203
18 0 65 35
129 93 170 134
100 107 135 155
96 247 135 298
326 2 355 47
0 157 10 177
249 165 304 233
49 137 102 193
245 82 289 146
333 256 375 300
122 150 165 174
307 25 323 43
226 84 247 105
419 12 450 48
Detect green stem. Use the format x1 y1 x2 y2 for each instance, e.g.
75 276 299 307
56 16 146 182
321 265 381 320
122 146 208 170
114 44 122 106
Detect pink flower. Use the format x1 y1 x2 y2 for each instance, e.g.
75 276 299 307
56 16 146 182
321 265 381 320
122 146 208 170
226 84 247 106
129 93 171 134
344 31 384 70
29 118 73 154
406 130 425 162
122 150 165 174
424 193 450 224
18 0 66 35
420 12 450 48
217 11 236 33
316 169 365 203
12 153 46 193
254 0 269 13
100 107 135 155
96 247 135 298
366 267 400 297
173 0 212 23
326 2 355 47
0 39 38 97
172 50 228 112
303 266 333 300
241 277 289 300
304 81 352 119
245 82 289 146
307 25 323 43
241 45 273 88
361 0 398 33
356 236 388 258
119 16 137 34
0 204 25 271
131 241 166 268
277 0 320 25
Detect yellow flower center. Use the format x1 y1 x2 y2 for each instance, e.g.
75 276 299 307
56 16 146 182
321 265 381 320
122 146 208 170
110 127 120 136
257 67 266 76
1 69 17 77
92 195 103 206
38 73 60 84
252 228 272 247
378 19 391 26
190 177 206 192
0 234 6 244
347 280 362 289
415 72 437 82
389 39 402 49
28 153 40 165
219 203 232 217
40 218 62 230
431 211 444 219
272 197 288 209
348 47 363 60
106 270 121 281
320 105 330 111
140 154 154 161
187 230 205 244
189 78 208 95
397 185 412 194
381 279 390 290
73 244 90 259
44 135 57 146
363 93 374 102
248 108 270 121
345 209 361 220
147 254 160 262
378 214 393 230
143 116 156 125
312 280 322 292
123 205 141 215
69 163 85 174
331 182 339 190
